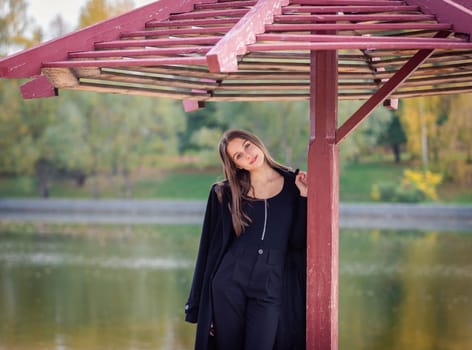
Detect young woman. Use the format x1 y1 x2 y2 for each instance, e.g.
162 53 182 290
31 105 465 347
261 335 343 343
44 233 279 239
185 129 307 350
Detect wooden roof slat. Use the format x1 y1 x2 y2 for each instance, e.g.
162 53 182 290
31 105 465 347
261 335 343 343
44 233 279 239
282 6 421 15
169 8 248 20
403 72 472 87
94 36 221 49
76 81 210 99
117 66 228 79
237 60 373 73
146 18 240 28
273 14 436 23
257 33 463 44
406 0 472 37
42 67 79 88
248 40 472 52
374 56 472 71
120 26 233 38
393 85 472 98
68 47 211 59
370 50 472 65
2 0 472 100
195 0 258 10
290 0 405 5
0 0 215 78
412 62 472 75
43 56 208 68
265 23 452 32
82 73 219 91
245 51 370 61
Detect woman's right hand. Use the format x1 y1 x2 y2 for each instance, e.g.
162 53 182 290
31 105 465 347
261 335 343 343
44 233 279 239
295 170 308 197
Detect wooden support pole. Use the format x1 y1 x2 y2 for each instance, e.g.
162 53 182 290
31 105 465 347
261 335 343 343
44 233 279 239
307 50 339 350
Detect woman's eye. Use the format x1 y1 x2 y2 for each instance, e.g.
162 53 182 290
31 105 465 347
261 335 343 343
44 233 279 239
245 142 251 149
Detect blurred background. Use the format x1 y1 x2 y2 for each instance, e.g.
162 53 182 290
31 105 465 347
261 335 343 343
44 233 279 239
1 1 471 350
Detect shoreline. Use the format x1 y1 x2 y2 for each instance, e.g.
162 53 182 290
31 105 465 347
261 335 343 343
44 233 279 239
0 198 471 231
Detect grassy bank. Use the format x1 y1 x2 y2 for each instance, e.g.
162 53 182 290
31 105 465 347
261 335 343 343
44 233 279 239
0 161 470 203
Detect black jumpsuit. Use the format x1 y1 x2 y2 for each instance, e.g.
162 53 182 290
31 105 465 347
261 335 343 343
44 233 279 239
211 178 295 350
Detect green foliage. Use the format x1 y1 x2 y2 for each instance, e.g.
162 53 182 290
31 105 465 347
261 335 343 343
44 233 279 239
340 161 405 202
179 103 226 154
371 168 443 203
339 100 393 162
1 1 471 200
371 182 425 203
216 101 310 168
133 171 222 199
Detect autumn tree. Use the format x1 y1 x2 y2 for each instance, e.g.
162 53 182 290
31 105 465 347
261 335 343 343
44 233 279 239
78 0 135 28
439 94 472 185
338 100 393 163
217 101 310 168
379 114 407 163
0 0 41 54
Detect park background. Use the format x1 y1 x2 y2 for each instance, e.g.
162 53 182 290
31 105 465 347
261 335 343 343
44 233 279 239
1 1 471 350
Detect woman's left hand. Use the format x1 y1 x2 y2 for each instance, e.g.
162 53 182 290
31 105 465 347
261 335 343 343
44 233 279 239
295 170 308 197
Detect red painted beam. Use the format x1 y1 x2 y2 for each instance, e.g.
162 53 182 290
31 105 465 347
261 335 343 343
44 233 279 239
120 26 232 38
292 0 403 4
68 47 211 59
0 0 217 79
257 33 462 44
274 14 436 22
20 75 57 99
169 8 248 20
94 36 220 49
247 40 472 51
335 31 451 144
265 23 452 31
307 49 339 350
282 6 419 14
183 100 206 112
146 18 239 27
405 0 472 37
195 0 258 9
206 0 289 72
43 56 208 68
182 78 216 111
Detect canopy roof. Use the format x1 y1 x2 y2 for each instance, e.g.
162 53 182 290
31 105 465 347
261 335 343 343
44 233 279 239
1 0 472 106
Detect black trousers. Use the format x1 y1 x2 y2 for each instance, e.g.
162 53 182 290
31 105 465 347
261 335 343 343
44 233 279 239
211 247 284 350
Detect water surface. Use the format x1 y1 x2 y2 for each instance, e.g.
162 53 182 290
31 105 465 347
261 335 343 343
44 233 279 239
0 224 471 350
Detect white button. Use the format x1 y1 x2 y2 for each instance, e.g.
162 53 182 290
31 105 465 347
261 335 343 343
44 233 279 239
258 249 263 255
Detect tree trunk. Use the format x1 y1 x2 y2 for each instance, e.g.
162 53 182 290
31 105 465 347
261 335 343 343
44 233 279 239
35 159 51 198
392 144 401 163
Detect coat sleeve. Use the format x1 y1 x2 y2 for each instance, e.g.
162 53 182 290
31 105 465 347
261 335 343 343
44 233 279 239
185 184 221 323
289 190 307 251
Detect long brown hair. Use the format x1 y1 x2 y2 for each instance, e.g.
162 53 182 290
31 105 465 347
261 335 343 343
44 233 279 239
218 129 289 236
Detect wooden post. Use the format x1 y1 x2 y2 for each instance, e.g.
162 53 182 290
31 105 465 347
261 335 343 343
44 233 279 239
306 49 339 350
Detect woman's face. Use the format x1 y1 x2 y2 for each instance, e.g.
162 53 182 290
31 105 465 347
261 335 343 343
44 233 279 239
226 137 265 172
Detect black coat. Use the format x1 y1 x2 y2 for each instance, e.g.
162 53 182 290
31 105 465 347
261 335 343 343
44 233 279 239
185 169 307 350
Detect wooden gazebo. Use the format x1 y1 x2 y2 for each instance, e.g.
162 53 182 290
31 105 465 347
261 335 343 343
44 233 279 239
1 1 472 349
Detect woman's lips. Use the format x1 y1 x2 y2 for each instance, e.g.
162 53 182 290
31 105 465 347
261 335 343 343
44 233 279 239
250 155 257 165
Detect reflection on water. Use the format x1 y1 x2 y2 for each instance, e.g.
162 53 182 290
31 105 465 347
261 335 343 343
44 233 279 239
0 224 471 350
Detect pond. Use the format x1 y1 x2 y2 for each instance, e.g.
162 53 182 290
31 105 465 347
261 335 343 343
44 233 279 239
0 223 471 350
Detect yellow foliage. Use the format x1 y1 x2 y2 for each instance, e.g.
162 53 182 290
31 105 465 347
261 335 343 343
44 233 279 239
79 0 135 28
370 184 381 201
401 168 442 200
